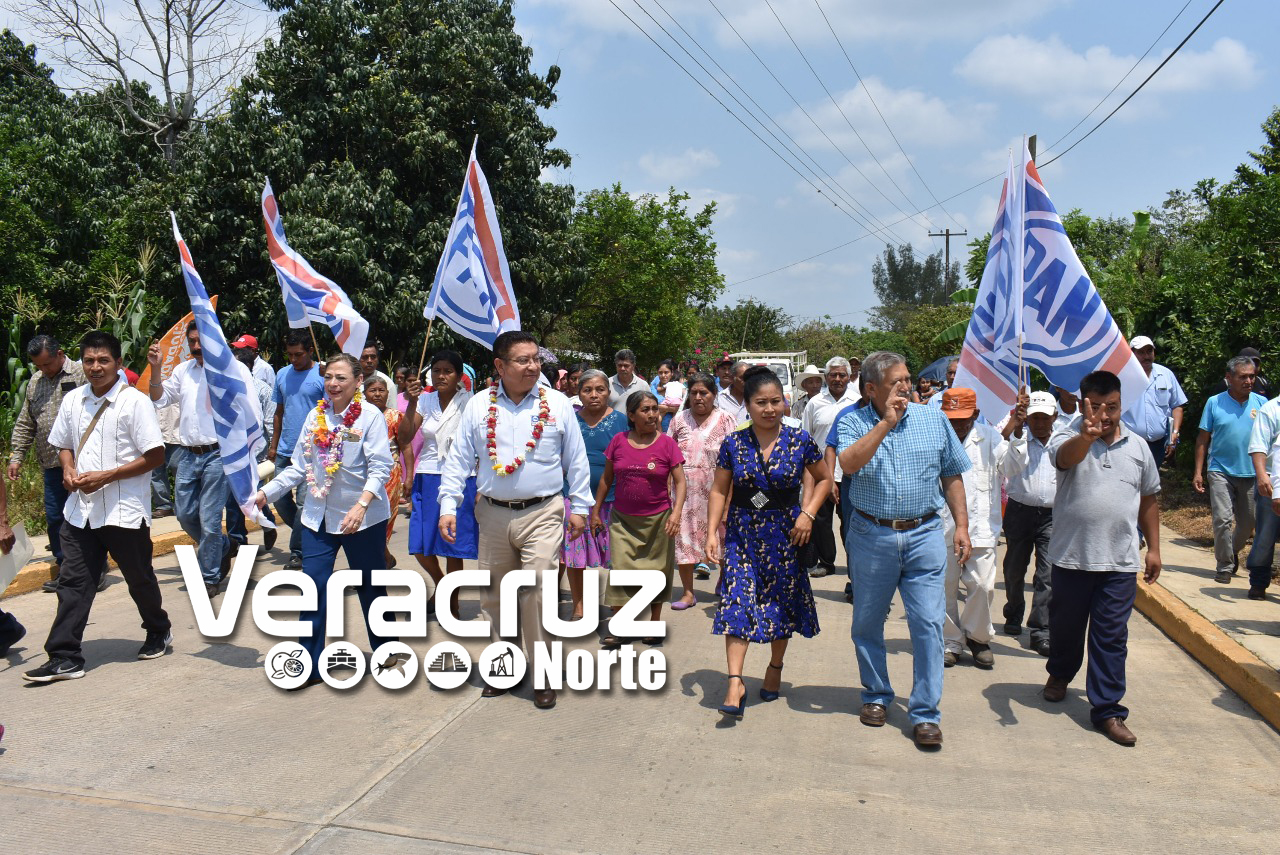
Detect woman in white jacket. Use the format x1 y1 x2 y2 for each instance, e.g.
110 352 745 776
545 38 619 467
398 350 475 620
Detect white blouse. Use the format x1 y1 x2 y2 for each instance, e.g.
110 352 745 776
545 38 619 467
414 389 472 475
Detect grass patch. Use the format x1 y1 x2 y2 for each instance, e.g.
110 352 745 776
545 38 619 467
4 451 48 536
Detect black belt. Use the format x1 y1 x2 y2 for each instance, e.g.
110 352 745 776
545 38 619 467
855 508 937 531
730 486 801 512
484 494 555 511
182 444 218 455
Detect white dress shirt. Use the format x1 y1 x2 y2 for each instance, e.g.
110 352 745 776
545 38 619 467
716 388 748 425
48 377 164 529
1003 432 1058 508
153 358 261 447
252 356 276 392
439 382 593 516
414 389 473 475
802 387 858 480
262 398 392 533
939 422 1028 548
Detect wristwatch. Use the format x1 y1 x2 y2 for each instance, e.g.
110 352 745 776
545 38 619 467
358 498 370 509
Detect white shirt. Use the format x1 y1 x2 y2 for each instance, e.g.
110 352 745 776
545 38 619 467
439 382 593 516
414 389 473 475
716 388 748 425
939 422 1028 548
609 373 650 412
153 358 260 446
262 398 392 533
660 380 687 406
252 356 276 392
802 387 858 480
1003 432 1058 508
48 377 164 530
364 369 395 395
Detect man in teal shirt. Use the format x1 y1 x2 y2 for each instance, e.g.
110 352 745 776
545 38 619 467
1194 356 1266 583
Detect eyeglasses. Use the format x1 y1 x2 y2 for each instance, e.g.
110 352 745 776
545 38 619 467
507 356 544 367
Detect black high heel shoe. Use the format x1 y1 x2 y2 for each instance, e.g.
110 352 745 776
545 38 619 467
759 660 784 702
718 675 747 719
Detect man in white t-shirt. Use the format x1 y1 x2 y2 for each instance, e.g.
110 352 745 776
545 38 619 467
25 330 171 683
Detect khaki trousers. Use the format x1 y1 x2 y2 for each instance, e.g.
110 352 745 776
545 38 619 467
475 496 565 658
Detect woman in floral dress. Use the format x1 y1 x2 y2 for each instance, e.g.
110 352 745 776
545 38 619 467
667 373 738 609
706 367 832 717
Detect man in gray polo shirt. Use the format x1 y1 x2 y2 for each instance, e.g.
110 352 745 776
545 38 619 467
1043 369 1161 747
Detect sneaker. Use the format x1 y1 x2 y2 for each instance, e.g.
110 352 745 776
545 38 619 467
943 649 959 667
693 562 710 580
137 631 173 660
967 638 995 669
23 657 85 682
1214 569 1232 584
286 554 303 570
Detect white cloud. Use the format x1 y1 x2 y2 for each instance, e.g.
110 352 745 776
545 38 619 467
638 147 721 183
956 35 1259 119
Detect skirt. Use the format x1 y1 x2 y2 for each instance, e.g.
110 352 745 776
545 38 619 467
563 497 612 569
409 472 479 560
604 509 675 608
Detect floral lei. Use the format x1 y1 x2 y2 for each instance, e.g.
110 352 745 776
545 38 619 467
304 391 363 497
487 380 550 475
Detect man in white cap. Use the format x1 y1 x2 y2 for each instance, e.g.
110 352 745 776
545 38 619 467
800 357 858 577
1121 336 1187 466
1001 390 1060 655
791 364 824 422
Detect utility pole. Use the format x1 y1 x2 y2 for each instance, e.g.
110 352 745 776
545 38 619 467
929 227 968 289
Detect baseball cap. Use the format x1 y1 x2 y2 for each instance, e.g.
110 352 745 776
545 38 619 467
1130 335 1154 351
1027 391 1058 417
230 334 258 349
941 388 977 419
1239 347 1262 360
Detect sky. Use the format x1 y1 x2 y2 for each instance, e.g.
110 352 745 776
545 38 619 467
6 0 1276 329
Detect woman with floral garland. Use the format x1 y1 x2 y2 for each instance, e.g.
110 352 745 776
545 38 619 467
256 353 398 680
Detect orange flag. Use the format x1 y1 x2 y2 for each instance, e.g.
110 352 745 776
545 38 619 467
134 295 218 389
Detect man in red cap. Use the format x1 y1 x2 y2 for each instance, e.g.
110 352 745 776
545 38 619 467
230 334 276 392
939 387 1028 670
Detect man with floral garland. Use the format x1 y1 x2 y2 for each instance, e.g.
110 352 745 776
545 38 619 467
438 331 593 710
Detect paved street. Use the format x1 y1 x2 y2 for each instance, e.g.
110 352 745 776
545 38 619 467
1 514 1277 854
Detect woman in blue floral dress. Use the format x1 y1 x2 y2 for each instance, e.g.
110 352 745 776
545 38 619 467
706 367 832 718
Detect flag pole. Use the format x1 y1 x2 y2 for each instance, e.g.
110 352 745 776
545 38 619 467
308 322 321 360
415 318 436 381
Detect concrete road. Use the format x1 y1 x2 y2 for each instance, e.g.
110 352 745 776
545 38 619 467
1 515 1276 854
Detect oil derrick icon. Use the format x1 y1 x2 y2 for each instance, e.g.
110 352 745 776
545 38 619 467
489 648 515 678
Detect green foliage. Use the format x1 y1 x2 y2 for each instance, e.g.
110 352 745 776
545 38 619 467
870 242 961 332
903 304 973 369
0 315 33 442
691 298 792 367
568 184 723 368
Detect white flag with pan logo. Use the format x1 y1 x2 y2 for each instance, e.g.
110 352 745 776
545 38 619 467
955 143 1147 418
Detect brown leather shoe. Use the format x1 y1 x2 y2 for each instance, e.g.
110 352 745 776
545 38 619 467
1095 716 1136 746
859 702 887 727
534 688 557 709
481 685 508 698
1043 675 1069 702
912 722 943 747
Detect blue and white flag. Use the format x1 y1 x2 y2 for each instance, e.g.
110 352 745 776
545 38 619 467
955 143 1147 417
169 213 274 527
424 139 520 349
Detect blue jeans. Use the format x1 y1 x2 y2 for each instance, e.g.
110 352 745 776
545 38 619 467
150 443 178 513
1047 566 1137 723
43 466 71 564
298 522 397 664
272 455 304 560
1245 489 1278 591
847 511 947 725
174 448 231 584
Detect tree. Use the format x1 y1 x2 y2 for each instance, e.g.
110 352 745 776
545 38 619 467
188 0 577 357
567 184 723 368
12 0 265 161
869 242 959 332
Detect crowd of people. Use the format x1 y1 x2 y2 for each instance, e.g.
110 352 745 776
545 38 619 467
0 324 1276 750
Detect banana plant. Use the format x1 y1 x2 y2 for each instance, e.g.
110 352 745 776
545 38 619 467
935 287 978 344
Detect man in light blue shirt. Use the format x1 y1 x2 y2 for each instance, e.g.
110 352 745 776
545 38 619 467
1194 356 1266 582
835 351 971 748
269 330 326 569
1120 336 1187 466
1245 394 1280 600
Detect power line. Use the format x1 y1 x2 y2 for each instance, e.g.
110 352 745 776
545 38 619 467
811 0 962 230
706 0 930 236
1042 0 1195 156
643 0 910 245
1040 0 1226 168
761 0 931 228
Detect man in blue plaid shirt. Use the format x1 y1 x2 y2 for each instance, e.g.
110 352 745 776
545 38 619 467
835 351 971 749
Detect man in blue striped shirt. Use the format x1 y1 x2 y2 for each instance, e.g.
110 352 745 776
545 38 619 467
835 351 971 748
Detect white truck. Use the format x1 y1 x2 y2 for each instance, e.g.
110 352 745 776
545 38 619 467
728 351 809 403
